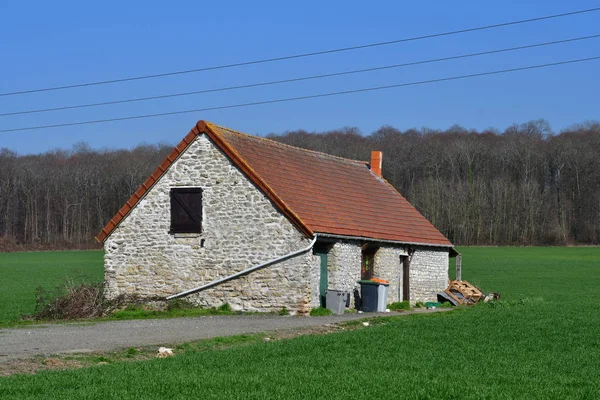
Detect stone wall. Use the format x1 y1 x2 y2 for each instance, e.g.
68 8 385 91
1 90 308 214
409 248 450 302
374 246 406 304
326 242 362 307
104 134 318 314
323 243 449 306
376 246 449 304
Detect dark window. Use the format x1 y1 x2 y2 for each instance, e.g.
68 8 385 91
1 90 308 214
170 188 202 234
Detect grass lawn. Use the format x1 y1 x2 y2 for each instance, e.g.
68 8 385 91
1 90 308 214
0 250 103 324
1 247 599 399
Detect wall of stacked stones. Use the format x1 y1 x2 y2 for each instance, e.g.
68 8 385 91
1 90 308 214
103 134 318 315
325 242 361 308
324 242 449 306
374 246 405 303
409 248 450 302
376 246 450 304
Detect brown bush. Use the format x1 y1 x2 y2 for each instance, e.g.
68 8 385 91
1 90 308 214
33 281 106 320
31 281 166 321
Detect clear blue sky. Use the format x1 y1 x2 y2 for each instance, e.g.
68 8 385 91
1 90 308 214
0 1 598 154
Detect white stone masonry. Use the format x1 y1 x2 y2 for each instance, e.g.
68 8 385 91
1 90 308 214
104 135 318 314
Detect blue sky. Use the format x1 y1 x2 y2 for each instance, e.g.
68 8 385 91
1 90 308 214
0 1 599 154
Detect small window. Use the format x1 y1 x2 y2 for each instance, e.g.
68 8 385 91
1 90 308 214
170 188 202 234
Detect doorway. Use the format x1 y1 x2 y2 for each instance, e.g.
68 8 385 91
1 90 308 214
361 248 376 280
313 244 330 308
401 255 409 301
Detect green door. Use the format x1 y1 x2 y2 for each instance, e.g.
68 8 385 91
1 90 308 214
316 252 328 307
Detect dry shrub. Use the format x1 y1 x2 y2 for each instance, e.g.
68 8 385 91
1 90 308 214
34 281 106 320
0 235 34 252
31 281 166 321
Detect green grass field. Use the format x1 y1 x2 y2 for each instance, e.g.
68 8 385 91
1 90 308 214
0 250 103 324
1 247 599 399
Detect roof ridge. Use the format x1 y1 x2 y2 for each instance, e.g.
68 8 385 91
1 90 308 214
207 122 368 165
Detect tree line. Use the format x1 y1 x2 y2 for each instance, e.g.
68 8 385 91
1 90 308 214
0 143 172 251
1 120 598 251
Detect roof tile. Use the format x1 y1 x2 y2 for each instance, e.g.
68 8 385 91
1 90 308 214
96 120 452 247
208 122 451 247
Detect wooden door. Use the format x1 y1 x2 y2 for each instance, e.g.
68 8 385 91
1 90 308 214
314 243 332 307
361 249 375 280
402 255 410 301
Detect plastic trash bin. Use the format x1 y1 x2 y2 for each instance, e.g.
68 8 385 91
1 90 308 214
359 280 390 312
358 280 379 312
377 283 389 312
326 290 348 315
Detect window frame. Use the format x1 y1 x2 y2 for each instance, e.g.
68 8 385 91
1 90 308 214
169 187 203 234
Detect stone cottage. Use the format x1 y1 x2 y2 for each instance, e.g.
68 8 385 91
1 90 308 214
96 120 457 314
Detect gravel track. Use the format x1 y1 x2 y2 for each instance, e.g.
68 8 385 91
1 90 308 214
0 309 451 362
0 313 378 361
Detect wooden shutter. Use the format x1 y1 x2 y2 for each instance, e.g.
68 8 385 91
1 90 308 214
170 188 202 233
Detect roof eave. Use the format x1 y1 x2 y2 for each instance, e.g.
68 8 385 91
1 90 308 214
314 232 455 252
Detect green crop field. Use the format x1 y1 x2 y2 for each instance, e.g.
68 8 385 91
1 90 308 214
1 247 599 399
0 250 103 324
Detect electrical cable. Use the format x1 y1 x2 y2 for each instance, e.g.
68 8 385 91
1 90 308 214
0 7 598 97
2 34 598 117
1 55 597 133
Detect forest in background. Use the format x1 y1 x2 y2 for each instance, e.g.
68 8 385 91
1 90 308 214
1 119 599 251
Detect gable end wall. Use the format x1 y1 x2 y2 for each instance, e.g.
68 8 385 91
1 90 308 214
103 135 318 314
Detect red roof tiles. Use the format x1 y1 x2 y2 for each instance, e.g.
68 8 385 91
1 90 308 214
96 120 452 247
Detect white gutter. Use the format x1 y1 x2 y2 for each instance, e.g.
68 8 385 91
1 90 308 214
166 235 318 300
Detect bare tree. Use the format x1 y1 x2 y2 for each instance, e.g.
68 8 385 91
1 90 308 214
1 120 599 251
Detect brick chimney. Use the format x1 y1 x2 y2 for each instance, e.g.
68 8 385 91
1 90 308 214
371 151 382 178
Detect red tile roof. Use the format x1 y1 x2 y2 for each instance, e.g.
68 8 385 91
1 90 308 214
96 120 452 247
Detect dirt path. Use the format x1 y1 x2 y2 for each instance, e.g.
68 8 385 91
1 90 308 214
0 314 369 361
0 309 450 363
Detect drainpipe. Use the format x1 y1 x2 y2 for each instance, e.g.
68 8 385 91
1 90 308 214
166 235 318 300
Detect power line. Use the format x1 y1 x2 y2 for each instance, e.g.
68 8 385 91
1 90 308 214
1 8 599 98
1 56 598 133
2 34 599 118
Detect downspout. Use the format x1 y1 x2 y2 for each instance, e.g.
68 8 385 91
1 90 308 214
166 235 318 300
